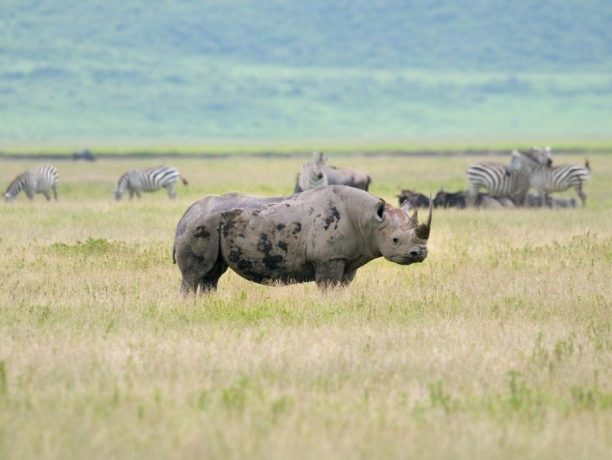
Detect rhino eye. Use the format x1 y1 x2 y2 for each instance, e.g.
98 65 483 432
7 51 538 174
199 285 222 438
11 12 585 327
392 237 399 244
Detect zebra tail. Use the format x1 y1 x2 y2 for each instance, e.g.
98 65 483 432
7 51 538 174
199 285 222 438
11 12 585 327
584 159 590 171
181 176 188 186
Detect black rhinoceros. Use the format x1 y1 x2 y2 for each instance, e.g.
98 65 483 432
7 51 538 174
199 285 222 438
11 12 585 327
173 186 432 294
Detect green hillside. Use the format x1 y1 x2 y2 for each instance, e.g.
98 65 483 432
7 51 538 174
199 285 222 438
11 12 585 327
1 0 612 145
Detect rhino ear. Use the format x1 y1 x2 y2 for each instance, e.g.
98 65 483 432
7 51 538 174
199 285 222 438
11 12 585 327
375 199 386 222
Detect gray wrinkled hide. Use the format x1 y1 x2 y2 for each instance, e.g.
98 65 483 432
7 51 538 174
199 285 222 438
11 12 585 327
174 186 431 294
324 166 371 190
294 166 371 192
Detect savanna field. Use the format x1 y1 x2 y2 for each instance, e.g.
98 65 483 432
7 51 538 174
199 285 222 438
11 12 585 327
0 152 610 459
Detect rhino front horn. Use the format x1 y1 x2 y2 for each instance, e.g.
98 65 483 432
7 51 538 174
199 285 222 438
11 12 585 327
416 198 432 239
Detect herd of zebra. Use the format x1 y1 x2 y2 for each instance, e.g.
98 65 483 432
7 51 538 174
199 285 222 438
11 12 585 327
3 148 591 209
399 147 591 210
3 165 188 202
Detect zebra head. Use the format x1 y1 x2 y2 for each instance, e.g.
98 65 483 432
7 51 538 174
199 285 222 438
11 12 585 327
298 153 328 191
528 146 553 167
4 191 16 202
509 150 539 174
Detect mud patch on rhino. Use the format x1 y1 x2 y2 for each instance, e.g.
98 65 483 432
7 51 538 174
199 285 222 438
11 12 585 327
193 225 211 239
323 206 341 230
257 233 284 270
228 247 243 263
221 209 243 238
276 224 286 231
237 259 253 271
291 222 302 235
277 241 288 252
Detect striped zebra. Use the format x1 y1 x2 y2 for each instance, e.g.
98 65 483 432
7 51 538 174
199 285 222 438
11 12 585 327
114 166 188 200
4 165 59 201
294 151 328 193
508 151 590 207
466 149 553 205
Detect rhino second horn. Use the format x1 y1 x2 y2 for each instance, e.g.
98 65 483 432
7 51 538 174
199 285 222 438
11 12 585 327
400 200 419 225
416 198 433 239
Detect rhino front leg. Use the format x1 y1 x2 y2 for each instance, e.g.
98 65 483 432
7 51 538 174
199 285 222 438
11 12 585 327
341 269 357 286
315 260 346 290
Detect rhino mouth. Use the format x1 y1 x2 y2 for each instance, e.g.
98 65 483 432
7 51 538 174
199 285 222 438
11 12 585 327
386 249 427 265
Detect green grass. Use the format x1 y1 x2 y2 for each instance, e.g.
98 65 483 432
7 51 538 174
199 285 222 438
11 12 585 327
0 153 611 459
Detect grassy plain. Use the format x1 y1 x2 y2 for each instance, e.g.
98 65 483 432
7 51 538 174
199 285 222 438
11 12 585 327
0 153 611 459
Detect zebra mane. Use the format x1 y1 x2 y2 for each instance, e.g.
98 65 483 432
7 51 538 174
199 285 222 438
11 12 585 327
515 149 547 167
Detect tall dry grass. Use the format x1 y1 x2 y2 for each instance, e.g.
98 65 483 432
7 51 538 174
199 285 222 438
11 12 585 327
0 153 610 459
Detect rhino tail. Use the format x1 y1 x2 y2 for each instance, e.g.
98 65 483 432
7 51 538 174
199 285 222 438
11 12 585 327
181 176 188 186
365 175 372 191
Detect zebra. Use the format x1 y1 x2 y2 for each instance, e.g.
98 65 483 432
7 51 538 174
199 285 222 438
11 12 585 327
294 151 328 193
508 151 590 207
4 165 59 201
114 166 188 200
465 148 553 206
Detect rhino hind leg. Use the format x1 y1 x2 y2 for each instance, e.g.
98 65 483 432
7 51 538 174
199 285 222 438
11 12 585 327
180 257 228 295
198 259 228 293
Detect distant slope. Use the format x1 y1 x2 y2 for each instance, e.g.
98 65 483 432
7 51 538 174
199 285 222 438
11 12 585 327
1 0 612 144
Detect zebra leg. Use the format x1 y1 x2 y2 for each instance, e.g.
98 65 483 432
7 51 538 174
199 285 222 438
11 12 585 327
538 190 547 208
576 186 587 207
466 183 479 207
52 185 58 200
135 190 141 199
26 190 34 201
42 191 51 201
128 189 134 200
165 185 176 199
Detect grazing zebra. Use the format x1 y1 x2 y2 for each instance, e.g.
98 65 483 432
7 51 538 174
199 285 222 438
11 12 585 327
114 166 188 200
466 148 553 205
508 151 590 207
294 152 328 193
4 165 59 201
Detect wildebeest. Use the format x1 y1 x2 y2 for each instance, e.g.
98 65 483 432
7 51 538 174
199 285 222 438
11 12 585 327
433 189 514 209
433 190 467 208
525 194 577 209
294 152 371 192
72 149 96 161
173 185 432 293
397 190 431 208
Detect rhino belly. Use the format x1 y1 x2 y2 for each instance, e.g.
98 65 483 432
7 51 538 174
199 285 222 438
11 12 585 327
221 217 314 285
